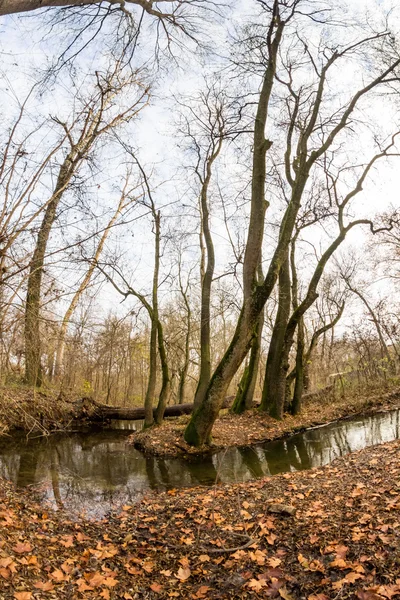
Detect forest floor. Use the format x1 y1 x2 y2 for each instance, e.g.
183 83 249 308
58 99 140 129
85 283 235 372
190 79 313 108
129 388 400 458
1 437 400 599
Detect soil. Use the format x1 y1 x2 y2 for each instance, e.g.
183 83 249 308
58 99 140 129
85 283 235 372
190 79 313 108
1 436 400 598
129 389 400 458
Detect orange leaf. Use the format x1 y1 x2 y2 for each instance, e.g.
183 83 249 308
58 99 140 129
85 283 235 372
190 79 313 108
175 567 191 581
13 542 32 554
248 578 266 591
0 568 10 579
104 577 118 588
33 581 54 591
87 572 106 587
345 572 364 584
100 591 110 600
51 569 67 582
150 583 163 593
14 593 32 600
195 586 210 598
267 557 282 568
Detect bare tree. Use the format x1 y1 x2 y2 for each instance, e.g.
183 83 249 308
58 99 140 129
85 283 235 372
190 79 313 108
53 174 139 378
24 64 149 386
184 0 400 446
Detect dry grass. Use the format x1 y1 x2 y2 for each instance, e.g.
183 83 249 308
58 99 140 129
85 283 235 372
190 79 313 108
0 386 82 437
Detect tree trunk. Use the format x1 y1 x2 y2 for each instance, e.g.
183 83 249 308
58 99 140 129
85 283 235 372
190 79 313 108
144 320 157 427
154 318 171 424
260 250 291 418
178 294 191 404
193 134 223 409
232 301 264 414
183 10 301 446
290 316 305 415
24 159 72 386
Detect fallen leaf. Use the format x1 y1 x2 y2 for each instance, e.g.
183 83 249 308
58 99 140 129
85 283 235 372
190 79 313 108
175 567 191 581
33 581 54 591
13 542 32 554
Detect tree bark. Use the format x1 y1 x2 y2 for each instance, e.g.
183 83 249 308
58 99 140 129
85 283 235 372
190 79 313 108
193 128 223 409
24 157 75 386
76 395 234 421
260 250 291 418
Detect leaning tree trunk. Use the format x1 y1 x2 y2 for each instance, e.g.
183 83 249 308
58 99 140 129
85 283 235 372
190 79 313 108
24 160 72 386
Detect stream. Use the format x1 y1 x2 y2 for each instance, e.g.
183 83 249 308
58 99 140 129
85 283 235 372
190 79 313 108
0 408 399 518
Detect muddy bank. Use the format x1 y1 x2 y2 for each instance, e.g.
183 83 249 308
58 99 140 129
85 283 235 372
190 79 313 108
1 437 400 598
129 389 400 458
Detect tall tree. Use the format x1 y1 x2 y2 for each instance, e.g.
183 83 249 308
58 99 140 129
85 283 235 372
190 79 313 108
24 66 149 386
184 0 400 446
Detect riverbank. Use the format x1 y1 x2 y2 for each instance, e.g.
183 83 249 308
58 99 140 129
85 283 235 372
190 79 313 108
1 437 400 599
129 388 400 457
0 386 85 437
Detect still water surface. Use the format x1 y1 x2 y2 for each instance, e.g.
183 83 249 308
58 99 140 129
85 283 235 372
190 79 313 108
0 409 399 518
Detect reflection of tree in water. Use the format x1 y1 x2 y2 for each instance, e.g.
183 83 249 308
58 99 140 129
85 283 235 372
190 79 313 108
16 446 39 487
1 409 400 517
50 447 64 509
237 447 265 478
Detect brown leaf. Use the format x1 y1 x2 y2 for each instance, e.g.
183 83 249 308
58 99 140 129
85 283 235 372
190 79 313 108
87 572 106 587
266 533 277 545
356 591 384 600
267 557 282 568
0 568 10 579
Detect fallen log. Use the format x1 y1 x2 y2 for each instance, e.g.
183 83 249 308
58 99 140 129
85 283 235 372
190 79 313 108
74 396 234 422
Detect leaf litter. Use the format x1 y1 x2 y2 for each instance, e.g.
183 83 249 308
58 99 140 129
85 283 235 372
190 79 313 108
1 438 400 598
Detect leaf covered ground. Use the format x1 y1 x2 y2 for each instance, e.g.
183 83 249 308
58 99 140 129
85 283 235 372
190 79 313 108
130 390 400 458
1 437 400 599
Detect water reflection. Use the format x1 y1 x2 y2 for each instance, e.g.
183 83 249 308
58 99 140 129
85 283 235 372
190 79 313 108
0 409 399 518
